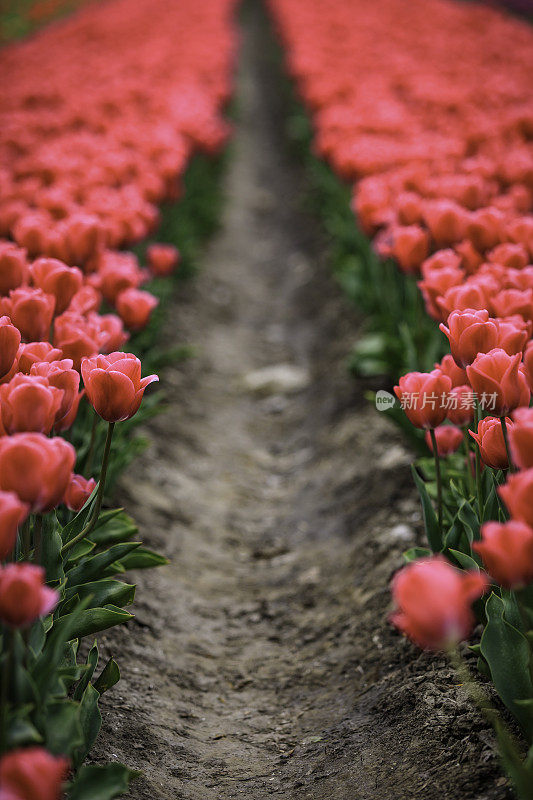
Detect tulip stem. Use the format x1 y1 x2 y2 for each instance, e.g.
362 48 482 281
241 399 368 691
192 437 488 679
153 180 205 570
62 422 115 555
430 428 443 537
33 515 43 565
500 416 515 473
0 628 12 755
85 409 99 478
21 518 31 561
474 398 483 522
462 429 475 497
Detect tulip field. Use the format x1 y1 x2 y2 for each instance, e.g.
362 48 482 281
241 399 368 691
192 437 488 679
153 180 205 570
1 0 533 797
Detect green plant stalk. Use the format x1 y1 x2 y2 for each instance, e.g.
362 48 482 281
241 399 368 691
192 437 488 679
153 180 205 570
20 518 31 561
62 422 115 555
429 428 443 538
500 416 516 473
84 409 99 478
462 428 475 497
33 515 43 565
0 628 12 755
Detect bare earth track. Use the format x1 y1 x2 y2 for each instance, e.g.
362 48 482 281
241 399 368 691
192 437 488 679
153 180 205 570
94 8 512 799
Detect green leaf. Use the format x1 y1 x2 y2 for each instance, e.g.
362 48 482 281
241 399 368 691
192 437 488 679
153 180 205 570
90 512 138 546
73 642 99 702
448 549 481 571
457 498 479 544
6 716 43 748
65 579 135 610
68 763 140 800
493 718 533 800
65 542 141 588
403 547 431 563
93 658 120 695
74 684 101 768
57 606 134 640
411 466 442 552
42 700 83 757
113 547 168 571
65 540 96 564
481 593 533 741
41 514 65 583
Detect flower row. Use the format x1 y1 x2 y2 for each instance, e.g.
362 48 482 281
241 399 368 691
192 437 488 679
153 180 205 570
0 0 236 797
269 0 533 791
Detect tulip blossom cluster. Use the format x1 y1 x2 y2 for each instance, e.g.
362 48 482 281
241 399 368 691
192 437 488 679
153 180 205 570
0 0 237 791
269 0 533 618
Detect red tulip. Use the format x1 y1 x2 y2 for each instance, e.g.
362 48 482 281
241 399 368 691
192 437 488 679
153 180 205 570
30 359 81 430
467 348 530 416
116 287 159 330
509 408 533 470
0 433 75 512
2 288 55 342
0 747 68 800
394 369 451 429
446 384 475 427
53 311 105 370
422 199 468 247
390 556 488 650
95 252 145 303
470 416 512 470
391 225 430 274
491 288 533 323
0 564 58 628
488 243 528 270
64 473 97 512
0 316 21 380
30 257 83 315
425 425 463 456
0 374 64 435
17 342 63 374
0 491 29 560
435 354 468 388
147 243 180 276
67 285 102 315
523 341 533 393
89 312 129 353
0 242 28 296
81 352 158 422
499 469 533 527
474 521 533 589
440 309 498 369
494 315 530 357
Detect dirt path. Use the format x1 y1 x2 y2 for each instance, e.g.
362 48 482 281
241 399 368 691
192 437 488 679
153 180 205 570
94 7 510 799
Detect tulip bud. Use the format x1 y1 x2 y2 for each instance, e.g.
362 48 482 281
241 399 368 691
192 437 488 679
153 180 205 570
17 341 63 374
434 355 468 388
30 257 83 315
64 473 97 512
394 369 451 430
446 385 475 427
440 308 498 369
30 359 81 430
467 348 530 416
474 521 533 589
425 425 463 456
0 374 64 435
0 433 76 512
116 287 159 330
0 563 58 628
81 352 158 423
0 747 68 800
509 408 533 470
2 287 55 342
0 316 21 380
0 242 28 296
0 491 29 560
391 225 430 274
499 469 533 527
390 556 488 650
146 243 180 277
470 416 512 470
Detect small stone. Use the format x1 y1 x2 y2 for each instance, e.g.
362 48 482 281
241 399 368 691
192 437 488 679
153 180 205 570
241 364 311 396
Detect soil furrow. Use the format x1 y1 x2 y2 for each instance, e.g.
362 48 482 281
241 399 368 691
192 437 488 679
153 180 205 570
94 7 509 799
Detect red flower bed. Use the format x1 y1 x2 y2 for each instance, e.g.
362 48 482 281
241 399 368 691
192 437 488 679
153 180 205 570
0 0 236 794
270 0 533 790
